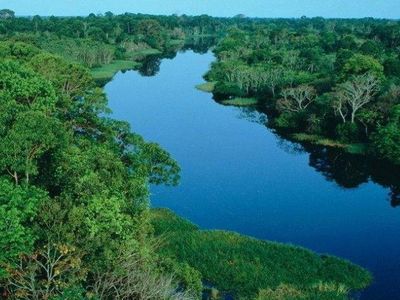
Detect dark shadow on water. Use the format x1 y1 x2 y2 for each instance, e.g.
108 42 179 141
214 102 400 209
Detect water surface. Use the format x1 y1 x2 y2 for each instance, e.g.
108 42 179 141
106 51 400 300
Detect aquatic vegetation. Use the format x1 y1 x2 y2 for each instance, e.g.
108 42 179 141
196 81 216 93
222 97 258 106
151 208 372 299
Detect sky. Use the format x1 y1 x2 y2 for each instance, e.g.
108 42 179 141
3 0 400 19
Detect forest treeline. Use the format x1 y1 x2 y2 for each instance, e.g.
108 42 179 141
0 10 389 299
0 11 246 68
204 18 400 164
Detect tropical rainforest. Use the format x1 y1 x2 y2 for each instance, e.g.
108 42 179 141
1 8 398 300
204 18 400 164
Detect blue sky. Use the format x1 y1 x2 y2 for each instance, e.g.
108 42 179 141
4 0 400 19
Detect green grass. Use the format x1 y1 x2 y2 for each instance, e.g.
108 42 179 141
346 143 368 155
91 60 140 81
291 133 368 155
195 81 216 93
151 208 372 299
90 48 162 84
257 283 351 300
292 133 347 148
222 97 258 106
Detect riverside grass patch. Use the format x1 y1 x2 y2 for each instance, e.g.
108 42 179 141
151 208 372 299
291 133 368 155
91 60 140 81
196 81 216 93
222 97 258 106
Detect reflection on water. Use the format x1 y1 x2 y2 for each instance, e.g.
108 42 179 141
138 55 163 77
227 105 400 205
138 36 218 77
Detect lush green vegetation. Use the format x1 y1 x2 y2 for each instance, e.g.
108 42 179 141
0 13 194 298
151 208 372 299
222 97 258 106
91 59 140 81
0 10 383 299
196 81 216 93
204 18 400 164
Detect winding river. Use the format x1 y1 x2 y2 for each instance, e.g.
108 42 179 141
106 50 400 300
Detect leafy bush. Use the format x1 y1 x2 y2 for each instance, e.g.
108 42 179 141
335 123 361 143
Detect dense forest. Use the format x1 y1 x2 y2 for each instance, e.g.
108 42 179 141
1 9 396 300
203 18 400 165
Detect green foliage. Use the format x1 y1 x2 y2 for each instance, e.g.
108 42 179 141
29 52 94 98
256 283 349 300
341 54 384 80
151 209 372 299
0 9 15 19
205 19 400 163
51 286 87 300
384 57 400 77
91 59 140 81
0 41 40 61
0 60 64 184
372 105 400 164
1 13 395 298
213 81 245 98
195 82 216 93
0 178 48 279
360 40 382 58
291 133 349 149
158 258 203 297
151 208 198 236
222 97 258 106
336 123 361 143
0 30 183 298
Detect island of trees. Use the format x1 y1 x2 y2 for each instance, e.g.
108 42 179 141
2 9 398 299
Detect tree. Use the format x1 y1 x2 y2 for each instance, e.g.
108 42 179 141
372 105 400 164
341 54 384 80
360 40 382 58
0 111 62 185
29 53 93 99
0 61 63 185
0 179 47 280
277 85 316 113
333 73 380 123
0 9 15 19
384 57 400 77
263 67 284 97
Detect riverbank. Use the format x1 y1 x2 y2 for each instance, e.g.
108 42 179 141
90 48 163 85
195 80 369 155
91 59 140 83
151 208 372 299
290 133 368 155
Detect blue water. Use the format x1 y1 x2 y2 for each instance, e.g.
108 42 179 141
106 51 400 300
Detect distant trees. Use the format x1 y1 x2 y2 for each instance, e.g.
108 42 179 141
0 9 15 19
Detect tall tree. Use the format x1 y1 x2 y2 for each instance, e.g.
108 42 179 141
333 73 380 123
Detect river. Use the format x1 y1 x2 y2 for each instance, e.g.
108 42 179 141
106 50 400 300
